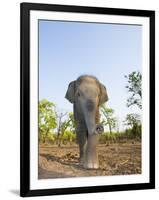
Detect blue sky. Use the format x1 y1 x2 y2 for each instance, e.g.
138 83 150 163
39 20 142 129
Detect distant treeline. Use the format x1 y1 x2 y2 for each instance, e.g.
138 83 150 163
38 100 141 145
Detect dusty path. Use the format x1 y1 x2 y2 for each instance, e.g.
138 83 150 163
38 141 141 179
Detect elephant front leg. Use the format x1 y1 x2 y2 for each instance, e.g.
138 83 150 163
79 144 87 164
84 134 99 169
76 129 87 164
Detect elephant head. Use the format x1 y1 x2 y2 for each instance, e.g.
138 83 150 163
65 75 108 135
65 75 108 169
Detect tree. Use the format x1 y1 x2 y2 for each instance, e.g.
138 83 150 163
115 117 120 133
56 112 67 143
124 113 141 127
100 104 117 134
55 112 75 146
124 113 141 138
38 99 57 143
125 71 142 109
68 112 76 133
63 130 76 145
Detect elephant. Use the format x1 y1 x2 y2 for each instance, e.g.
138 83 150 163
65 75 108 169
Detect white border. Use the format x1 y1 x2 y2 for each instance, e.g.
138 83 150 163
30 10 150 190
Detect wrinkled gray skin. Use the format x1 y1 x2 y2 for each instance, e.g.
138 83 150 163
65 75 108 169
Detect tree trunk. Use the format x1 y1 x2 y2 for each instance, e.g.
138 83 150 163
43 129 49 144
108 123 112 134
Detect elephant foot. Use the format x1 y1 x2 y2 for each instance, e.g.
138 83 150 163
83 159 99 169
79 156 85 165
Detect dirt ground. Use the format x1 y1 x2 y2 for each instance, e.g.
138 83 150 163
38 141 141 179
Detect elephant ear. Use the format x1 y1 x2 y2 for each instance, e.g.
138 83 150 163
65 81 76 103
99 83 108 105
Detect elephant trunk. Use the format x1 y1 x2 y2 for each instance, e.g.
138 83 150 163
82 100 104 135
84 111 96 135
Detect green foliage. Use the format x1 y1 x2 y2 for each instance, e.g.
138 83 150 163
68 112 76 132
125 71 142 109
99 132 120 144
124 113 141 138
39 99 57 143
124 113 141 127
99 112 142 143
56 112 69 145
55 111 76 146
38 93 142 145
100 104 117 134
62 130 76 145
47 132 55 142
99 129 141 144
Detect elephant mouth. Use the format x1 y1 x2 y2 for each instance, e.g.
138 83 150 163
95 124 104 134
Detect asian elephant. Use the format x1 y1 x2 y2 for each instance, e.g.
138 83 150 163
65 75 108 169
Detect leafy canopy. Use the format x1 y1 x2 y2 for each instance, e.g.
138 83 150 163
39 99 57 133
125 71 142 109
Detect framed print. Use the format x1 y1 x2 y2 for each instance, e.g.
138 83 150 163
20 2 155 197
